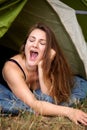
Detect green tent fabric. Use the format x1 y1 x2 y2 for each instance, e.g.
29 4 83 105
0 0 87 79
0 0 27 38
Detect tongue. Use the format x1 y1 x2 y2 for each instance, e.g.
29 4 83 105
31 52 38 60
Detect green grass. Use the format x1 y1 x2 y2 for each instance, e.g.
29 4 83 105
0 100 87 130
0 114 86 130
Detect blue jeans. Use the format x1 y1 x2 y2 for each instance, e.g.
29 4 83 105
0 84 54 116
60 76 87 106
0 76 87 115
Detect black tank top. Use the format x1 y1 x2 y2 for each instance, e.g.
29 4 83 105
1 59 26 89
8 59 26 79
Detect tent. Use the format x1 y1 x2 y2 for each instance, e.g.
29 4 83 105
0 0 87 81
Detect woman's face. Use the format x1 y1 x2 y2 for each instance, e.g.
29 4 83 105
25 28 47 67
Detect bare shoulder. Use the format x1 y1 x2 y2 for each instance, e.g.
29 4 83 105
2 54 24 81
2 60 14 74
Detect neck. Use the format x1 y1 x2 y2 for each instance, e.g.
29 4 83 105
26 64 37 72
28 66 37 72
25 59 38 72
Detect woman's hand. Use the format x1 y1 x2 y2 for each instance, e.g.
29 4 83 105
67 108 87 126
38 49 56 94
50 49 56 61
38 49 56 67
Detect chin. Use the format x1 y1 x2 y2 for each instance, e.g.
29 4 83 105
28 61 37 67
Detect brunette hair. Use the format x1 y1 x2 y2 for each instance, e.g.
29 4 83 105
20 22 74 104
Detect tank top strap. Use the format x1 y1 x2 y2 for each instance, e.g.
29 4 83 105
8 59 26 80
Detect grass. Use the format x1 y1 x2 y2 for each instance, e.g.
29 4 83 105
0 99 87 130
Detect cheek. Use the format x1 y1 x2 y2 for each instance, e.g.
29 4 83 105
24 44 29 55
40 47 46 57
24 44 27 52
25 42 30 50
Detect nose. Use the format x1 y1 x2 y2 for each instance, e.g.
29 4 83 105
33 41 38 48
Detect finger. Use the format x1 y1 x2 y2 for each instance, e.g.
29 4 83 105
83 113 87 118
50 49 56 60
79 119 87 126
77 121 83 126
77 117 87 126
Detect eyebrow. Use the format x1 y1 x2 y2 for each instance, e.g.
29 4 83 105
29 36 46 41
29 36 35 39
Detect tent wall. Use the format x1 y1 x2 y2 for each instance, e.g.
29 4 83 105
0 0 86 78
60 0 87 42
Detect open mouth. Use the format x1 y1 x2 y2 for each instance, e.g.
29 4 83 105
30 50 38 60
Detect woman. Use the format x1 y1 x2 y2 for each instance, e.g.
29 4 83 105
0 22 87 125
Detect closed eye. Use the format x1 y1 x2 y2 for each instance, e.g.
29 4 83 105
40 39 46 45
28 36 35 42
40 42 46 45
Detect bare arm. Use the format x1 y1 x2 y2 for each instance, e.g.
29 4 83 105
37 49 87 126
38 49 56 94
2 61 87 126
2 61 68 116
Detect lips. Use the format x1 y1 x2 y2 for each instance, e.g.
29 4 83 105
30 50 38 60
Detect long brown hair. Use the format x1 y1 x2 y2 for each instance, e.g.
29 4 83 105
20 22 74 104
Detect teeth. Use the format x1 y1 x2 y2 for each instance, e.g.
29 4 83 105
30 51 38 59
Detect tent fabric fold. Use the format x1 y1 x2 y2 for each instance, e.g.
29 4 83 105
82 0 87 7
0 0 27 38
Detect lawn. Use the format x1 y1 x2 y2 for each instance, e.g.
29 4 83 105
0 100 87 130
